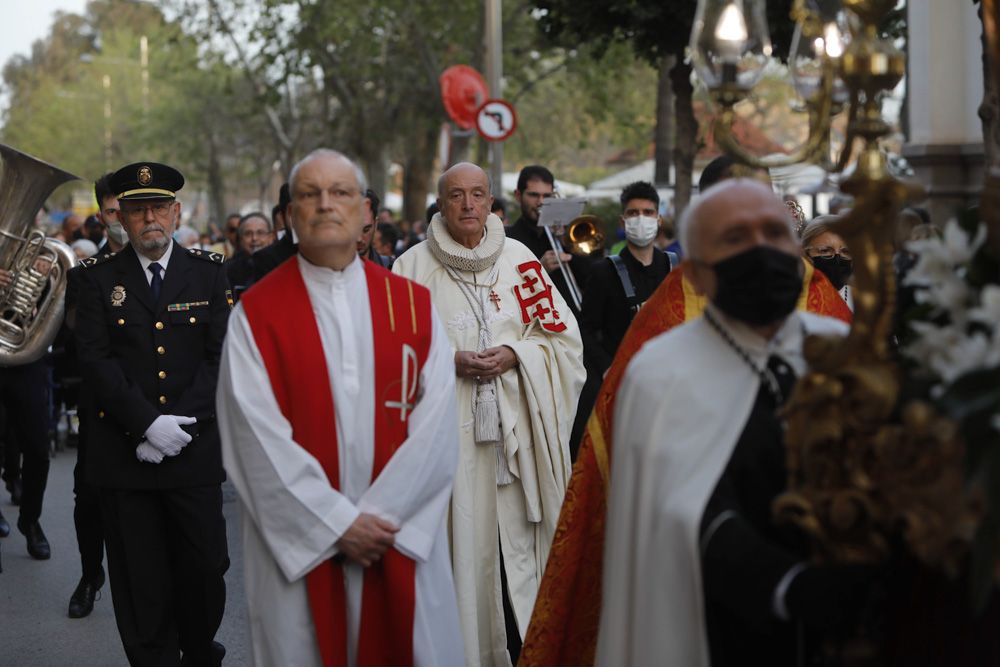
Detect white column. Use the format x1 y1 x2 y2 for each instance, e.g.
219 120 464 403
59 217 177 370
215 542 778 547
904 0 986 223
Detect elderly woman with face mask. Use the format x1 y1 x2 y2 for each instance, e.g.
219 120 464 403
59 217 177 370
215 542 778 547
801 215 853 311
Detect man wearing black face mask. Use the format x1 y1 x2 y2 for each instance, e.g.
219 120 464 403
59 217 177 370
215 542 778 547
599 180 877 666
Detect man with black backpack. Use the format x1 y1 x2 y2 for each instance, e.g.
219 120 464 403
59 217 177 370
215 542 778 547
580 181 676 379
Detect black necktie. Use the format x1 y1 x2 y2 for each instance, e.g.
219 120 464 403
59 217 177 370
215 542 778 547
149 262 163 303
766 354 797 406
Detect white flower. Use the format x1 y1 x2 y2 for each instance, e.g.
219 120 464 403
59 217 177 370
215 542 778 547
938 332 1000 383
913 273 972 318
905 220 986 287
969 284 1000 326
907 322 999 385
906 321 964 365
904 241 953 289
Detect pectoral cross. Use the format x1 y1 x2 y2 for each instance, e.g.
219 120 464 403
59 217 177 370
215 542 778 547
489 290 502 311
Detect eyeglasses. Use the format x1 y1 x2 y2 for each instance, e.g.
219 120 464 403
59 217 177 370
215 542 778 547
122 202 174 222
806 246 852 261
522 190 555 201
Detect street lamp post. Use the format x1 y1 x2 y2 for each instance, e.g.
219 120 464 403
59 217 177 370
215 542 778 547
689 3 970 661
140 35 149 114
484 0 503 194
103 74 113 170
80 34 150 117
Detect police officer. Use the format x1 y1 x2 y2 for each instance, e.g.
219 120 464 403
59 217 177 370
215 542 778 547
74 162 230 666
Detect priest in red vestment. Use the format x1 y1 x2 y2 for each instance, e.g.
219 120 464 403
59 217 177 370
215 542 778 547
217 149 464 667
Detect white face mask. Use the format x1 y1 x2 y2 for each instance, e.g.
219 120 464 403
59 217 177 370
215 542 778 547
106 221 129 247
624 215 658 247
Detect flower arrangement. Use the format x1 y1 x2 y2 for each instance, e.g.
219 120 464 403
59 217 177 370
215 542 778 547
900 210 1000 608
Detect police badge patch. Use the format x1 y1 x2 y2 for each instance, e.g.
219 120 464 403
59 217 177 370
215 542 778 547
111 285 127 307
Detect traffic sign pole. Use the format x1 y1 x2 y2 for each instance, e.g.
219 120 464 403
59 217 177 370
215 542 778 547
485 0 503 193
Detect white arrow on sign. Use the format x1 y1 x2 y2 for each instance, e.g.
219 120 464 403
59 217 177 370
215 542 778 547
475 99 518 142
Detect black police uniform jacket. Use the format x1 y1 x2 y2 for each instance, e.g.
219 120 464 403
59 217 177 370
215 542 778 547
74 243 231 489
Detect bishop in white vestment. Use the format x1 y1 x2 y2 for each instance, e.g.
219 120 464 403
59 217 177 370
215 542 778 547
393 163 585 667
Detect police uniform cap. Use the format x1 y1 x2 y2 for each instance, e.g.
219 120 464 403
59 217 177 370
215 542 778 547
110 162 185 201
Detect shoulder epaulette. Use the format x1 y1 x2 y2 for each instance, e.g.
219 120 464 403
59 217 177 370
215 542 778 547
79 251 116 268
187 248 225 264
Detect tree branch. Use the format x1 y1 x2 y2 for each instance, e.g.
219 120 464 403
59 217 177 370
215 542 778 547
205 0 294 151
510 56 569 103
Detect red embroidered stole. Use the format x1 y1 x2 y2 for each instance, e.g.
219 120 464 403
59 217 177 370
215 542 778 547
242 257 433 667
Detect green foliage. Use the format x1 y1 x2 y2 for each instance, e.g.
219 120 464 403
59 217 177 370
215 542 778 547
505 42 658 184
2 0 676 218
2 0 294 219
534 0 798 65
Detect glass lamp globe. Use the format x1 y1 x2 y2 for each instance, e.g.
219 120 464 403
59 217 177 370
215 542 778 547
690 0 773 97
789 12 851 105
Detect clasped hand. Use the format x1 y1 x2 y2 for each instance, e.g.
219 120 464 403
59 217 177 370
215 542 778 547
336 513 399 567
137 414 197 463
454 346 517 381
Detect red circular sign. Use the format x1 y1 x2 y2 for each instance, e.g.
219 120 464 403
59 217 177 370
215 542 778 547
440 65 489 130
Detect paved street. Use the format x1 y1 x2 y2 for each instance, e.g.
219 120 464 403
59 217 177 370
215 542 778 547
0 448 251 666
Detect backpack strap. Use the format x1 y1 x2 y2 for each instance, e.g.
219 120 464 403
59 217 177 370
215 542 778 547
666 251 679 272
609 254 640 313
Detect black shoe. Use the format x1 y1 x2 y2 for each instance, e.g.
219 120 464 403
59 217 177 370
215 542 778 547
0 508 8 537
17 519 50 560
181 641 226 666
7 478 21 506
68 568 105 618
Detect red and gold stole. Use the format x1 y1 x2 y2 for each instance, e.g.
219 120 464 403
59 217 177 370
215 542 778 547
242 257 433 667
520 258 851 666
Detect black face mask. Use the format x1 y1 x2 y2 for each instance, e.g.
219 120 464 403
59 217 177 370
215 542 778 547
811 255 852 290
711 245 802 326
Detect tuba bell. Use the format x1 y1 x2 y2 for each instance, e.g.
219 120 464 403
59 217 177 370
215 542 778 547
0 144 79 366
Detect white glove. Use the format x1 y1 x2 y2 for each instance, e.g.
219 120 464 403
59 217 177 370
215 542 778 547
136 442 164 464
143 414 197 457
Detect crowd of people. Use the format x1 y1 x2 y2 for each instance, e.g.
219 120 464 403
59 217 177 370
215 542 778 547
0 146 948 667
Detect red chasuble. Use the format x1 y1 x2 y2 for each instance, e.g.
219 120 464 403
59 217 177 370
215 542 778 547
241 257 433 667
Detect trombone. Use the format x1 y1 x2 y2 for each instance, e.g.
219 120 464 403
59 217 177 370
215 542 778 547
541 214 605 312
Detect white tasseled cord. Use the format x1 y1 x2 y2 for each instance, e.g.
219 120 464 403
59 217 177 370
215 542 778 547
444 264 514 485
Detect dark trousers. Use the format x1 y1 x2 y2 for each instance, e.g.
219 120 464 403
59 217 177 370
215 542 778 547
102 485 229 667
73 428 104 581
0 361 51 524
500 541 522 664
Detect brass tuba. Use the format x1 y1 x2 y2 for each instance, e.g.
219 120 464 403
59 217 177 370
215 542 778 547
0 144 78 366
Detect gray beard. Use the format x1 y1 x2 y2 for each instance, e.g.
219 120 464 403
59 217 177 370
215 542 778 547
138 235 169 252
